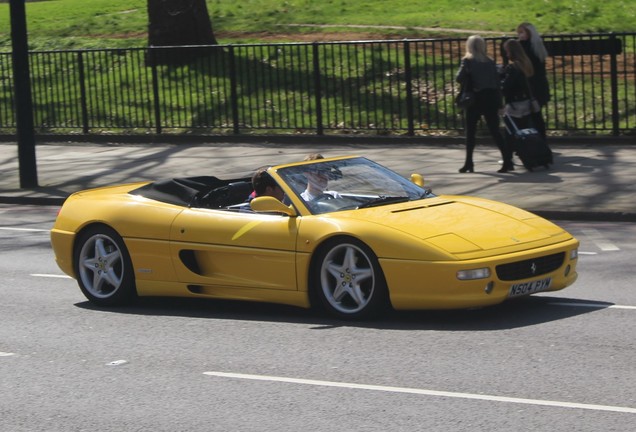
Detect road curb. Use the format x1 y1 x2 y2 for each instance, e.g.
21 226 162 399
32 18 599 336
531 210 636 223
0 196 66 206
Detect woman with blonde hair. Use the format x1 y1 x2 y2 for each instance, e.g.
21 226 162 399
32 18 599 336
455 35 511 173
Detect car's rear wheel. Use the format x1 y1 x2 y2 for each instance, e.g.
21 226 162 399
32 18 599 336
74 226 136 306
312 238 388 320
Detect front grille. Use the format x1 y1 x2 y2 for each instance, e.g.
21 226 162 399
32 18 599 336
496 252 565 281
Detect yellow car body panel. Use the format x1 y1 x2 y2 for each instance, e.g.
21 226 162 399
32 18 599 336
51 183 183 280
292 198 573 260
168 208 299 290
133 280 311 308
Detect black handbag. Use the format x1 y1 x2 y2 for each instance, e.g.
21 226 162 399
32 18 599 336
456 88 475 109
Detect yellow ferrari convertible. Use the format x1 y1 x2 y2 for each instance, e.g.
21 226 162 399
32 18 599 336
50 156 578 319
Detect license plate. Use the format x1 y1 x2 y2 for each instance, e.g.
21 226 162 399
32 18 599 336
508 277 552 298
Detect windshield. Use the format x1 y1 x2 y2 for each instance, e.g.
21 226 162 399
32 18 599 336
276 157 435 215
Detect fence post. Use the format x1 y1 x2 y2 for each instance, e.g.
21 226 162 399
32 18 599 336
312 43 324 136
228 46 240 135
77 51 89 134
149 47 162 134
609 33 620 137
403 40 415 136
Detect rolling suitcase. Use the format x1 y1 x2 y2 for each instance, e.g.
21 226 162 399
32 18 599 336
503 114 553 171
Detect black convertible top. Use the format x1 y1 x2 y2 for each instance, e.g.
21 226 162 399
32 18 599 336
129 176 252 208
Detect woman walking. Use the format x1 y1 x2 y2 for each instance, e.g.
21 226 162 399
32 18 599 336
517 22 549 138
501 38 553 170
456 35 512 173
501 39 538 129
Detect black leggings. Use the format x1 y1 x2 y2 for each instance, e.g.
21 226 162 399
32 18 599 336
463 89 511 166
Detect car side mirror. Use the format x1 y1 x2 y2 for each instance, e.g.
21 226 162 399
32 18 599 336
410 173 425 187
250 196 297 216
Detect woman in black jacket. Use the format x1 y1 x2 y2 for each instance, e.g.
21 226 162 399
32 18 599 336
501 39 537 129
517 22 549 138
456 35 512 173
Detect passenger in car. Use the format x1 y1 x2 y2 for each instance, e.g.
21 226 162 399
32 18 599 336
249 166 285 205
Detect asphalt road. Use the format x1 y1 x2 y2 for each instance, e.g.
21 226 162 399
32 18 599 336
1 205 635 432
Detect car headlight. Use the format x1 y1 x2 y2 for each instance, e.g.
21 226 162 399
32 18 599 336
456 267 491 280
570 248 578 260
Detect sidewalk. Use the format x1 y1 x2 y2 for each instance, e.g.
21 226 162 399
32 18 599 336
1 140 635 221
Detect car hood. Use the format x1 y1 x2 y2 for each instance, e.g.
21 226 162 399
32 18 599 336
339 196 571 258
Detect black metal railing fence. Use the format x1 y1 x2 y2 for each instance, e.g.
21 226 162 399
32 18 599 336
0 32 634 136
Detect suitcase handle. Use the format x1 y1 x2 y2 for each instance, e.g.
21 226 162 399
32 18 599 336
503 113 538 136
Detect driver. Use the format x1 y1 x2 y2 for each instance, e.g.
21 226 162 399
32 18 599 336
300 153 341 201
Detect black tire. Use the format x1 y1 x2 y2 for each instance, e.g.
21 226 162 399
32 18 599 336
73 225 137 306
310 237 389 320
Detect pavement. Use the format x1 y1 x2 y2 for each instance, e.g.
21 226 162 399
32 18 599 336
1 138 635 221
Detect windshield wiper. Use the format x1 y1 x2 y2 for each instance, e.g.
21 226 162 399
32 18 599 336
357 196 410 209
419 188 435 198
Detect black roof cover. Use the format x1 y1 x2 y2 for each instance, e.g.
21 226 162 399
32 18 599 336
129 176 233 207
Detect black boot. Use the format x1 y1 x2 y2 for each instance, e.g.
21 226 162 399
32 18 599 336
459 162 474 173
497 161 515 173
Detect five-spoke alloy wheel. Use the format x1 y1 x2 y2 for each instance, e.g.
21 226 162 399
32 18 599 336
312 237 388 319
74 226 136 306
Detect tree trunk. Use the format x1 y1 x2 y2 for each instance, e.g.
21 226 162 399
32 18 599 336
148 0 218 47
147 0 219 64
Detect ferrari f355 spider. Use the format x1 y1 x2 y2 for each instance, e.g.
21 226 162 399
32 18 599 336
51 156 578 319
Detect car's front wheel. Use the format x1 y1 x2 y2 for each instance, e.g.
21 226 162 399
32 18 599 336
311 238 388 320
74 225 136 306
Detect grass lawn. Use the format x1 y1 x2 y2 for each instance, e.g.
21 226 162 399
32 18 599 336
0 0 632 136
0 0 634 50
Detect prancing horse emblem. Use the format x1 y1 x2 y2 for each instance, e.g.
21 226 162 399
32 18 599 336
530 262 537 274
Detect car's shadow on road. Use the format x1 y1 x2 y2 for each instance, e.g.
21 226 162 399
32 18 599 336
74 295 612 331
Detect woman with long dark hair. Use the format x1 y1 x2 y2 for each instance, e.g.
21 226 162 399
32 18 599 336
501 39 553 170
501 39 537 128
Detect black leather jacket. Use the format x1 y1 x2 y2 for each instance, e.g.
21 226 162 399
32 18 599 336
520 40 550 105
501 64 531 103
455 58 500 92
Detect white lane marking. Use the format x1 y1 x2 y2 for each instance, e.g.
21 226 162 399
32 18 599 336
31 274 73 279
581 228 620 251
203 371 636 414
548 301 636 310
0 352 16 357
106 360 129 366
0 227 49 232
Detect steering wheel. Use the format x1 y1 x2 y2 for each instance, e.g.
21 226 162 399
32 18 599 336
313 193 334 201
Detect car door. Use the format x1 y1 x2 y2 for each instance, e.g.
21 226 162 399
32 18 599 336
169 208 299 291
